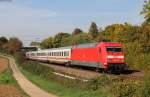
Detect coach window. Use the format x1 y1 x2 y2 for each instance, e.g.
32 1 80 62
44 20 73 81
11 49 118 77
64 52 67 57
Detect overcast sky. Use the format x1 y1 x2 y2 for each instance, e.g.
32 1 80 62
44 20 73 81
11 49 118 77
0 0 144 46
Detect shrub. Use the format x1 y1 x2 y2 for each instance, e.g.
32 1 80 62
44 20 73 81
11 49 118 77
21 61 53 79
14 52 26 64
141 71 150 97
88 75 115 91
112 80 141 97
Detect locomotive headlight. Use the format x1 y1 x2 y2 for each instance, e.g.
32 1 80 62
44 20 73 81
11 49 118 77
107 56 124 59
117 56 124 58
107 56 114 58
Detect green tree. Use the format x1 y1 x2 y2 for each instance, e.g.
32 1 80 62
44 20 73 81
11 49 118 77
61 36 72 47
53 32 70 47
41 37 53 49
30 41 40 46
141 0 150 24
72 28 83 36
73 33 93 45
89 22 99 38
0 37 8 50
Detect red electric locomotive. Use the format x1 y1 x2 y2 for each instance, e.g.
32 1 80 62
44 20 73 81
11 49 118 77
70 42 126 71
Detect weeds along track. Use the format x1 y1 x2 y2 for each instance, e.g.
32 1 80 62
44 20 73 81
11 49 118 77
38 61 144 80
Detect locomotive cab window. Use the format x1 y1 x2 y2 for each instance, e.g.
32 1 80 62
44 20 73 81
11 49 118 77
107 47 122 52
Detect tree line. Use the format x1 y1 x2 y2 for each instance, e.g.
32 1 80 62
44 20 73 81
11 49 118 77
0 37 22 54
31 22 99 49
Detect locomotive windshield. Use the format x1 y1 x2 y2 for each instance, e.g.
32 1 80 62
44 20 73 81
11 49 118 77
106 47 122 52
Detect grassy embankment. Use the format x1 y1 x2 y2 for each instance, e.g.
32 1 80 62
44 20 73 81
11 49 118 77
0 56 29 97
18 58 142 97
19 60 114 97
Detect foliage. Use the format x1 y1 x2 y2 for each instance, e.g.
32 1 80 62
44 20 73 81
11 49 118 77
30 41 40 46
53 32 70 48
72 33 93 45
88 75 114 91
21 61 54 79
0 37 8 47
112 80 141 97
141 0 150 24
40 37 54 49
89 22 99 38
72 28 83 36
0 37 8 53
60 36 72 47
14 52 26 65
5 37 22 54
141 71 150 97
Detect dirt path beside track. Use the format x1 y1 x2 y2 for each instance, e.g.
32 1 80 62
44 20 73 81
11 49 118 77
4 56 58 97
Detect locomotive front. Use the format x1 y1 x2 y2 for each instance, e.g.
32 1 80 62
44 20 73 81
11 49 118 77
98 42 126 72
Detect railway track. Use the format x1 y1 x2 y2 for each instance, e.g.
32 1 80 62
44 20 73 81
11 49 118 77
38 61 145 80
117 71 145 80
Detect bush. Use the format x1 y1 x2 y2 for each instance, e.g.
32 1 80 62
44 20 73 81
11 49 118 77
88 75 115 91
141 71 150 97
14 52 26 64
21 61 53 79
112 80 141 97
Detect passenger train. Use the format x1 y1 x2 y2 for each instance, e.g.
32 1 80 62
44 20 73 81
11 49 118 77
26 42 126 72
